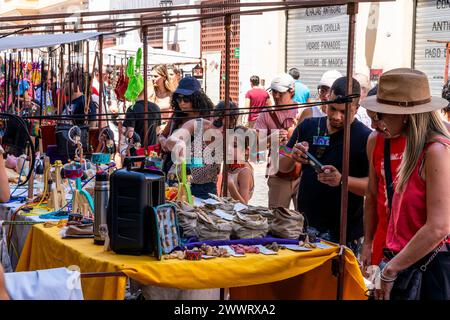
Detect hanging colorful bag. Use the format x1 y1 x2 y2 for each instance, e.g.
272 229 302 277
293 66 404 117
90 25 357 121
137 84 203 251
114 65 129 102
124 48 144 102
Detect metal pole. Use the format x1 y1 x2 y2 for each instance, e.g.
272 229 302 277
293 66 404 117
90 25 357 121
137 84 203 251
445 43 449 84
0 2 350 23
58 45 64 115
3 52 7 111
17 51 22 115
337 2 358 301
6 53 11 113
203 58 207 95
58 24 65 115
39 58 44 127
0 3 373 36
86 40 90 101
83 40 89 124
99 35 104 129
143 26 149 148
222 14 232 196
80 271 126 278
68 44 72 108
30 49 35 102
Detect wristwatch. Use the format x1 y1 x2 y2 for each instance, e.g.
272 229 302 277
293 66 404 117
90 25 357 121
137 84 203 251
0 145 4 155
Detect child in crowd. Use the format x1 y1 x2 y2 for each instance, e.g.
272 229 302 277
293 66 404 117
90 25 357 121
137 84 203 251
227 126 255 204
0 145 10 203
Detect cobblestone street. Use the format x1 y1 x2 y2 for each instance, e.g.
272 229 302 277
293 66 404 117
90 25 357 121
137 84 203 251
248 162 295 209
248 162 268 208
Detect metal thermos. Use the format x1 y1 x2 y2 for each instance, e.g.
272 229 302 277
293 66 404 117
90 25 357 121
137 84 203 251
94 172 109 245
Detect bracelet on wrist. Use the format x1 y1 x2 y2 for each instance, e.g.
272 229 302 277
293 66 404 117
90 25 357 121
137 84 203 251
380 269 397 283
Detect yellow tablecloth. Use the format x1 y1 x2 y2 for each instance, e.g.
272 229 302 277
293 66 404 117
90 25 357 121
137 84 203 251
16 224 367 300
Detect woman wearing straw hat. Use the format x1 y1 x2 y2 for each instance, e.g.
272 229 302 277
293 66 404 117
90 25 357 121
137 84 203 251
362 68 450 300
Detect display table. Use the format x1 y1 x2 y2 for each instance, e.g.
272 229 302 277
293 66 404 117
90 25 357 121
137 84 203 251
0 185 64 270
16 224 367 300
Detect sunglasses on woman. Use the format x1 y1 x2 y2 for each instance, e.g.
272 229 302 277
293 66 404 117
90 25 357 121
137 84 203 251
367 110 384 122
176 95 192 103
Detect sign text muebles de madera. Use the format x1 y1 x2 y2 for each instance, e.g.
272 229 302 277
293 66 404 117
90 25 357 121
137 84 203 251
287 5 349 99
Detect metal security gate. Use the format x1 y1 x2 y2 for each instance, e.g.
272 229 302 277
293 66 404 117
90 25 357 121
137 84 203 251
286 5 350 99
414 0 450 96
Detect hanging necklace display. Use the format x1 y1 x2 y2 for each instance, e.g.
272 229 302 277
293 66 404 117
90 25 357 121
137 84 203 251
64 128 94 218
29 49 35 102
85 45 98 126
16 51 21 114
6 53 12 113
106 54 113 108
38 57 45 123
1 52 6 111
10 53 15 113
13 53 19 113
114 57 128 105
112 56 118 87
57 45 64 115
47 51 55 116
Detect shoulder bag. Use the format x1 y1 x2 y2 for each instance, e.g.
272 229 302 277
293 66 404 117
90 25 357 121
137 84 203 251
268 111 301 180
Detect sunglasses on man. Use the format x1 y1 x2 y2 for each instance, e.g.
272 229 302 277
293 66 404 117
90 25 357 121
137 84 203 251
317 86 330 95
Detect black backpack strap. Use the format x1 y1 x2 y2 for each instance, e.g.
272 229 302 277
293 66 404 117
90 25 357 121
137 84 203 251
384 138 394 212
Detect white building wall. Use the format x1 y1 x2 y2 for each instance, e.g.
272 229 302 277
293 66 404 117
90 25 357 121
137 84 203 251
354 0 414 80
163 0 200 58
238 0 286 109
101 0 199 59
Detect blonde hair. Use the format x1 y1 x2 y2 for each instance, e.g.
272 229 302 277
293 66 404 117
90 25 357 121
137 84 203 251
151 64 173 94
396 110 450 191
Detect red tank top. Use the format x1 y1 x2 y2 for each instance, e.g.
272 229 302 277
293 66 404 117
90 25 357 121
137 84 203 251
386 136 450 253
372 134 406 264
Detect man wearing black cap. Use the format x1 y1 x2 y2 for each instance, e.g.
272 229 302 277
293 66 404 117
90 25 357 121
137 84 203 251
278 77 371 250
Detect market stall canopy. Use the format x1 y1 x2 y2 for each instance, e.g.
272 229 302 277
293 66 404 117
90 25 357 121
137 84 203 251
0 32 102 51
103 42 201 65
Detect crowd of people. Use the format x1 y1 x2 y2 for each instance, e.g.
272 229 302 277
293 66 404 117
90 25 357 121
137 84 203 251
128 65 450 300
1 57 450 300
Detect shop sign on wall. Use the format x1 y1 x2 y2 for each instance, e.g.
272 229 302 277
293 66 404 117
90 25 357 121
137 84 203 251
287 5 349 98
414 0 450 95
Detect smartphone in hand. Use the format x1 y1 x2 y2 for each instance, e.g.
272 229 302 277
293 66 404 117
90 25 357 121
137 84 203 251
304 150 324 173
